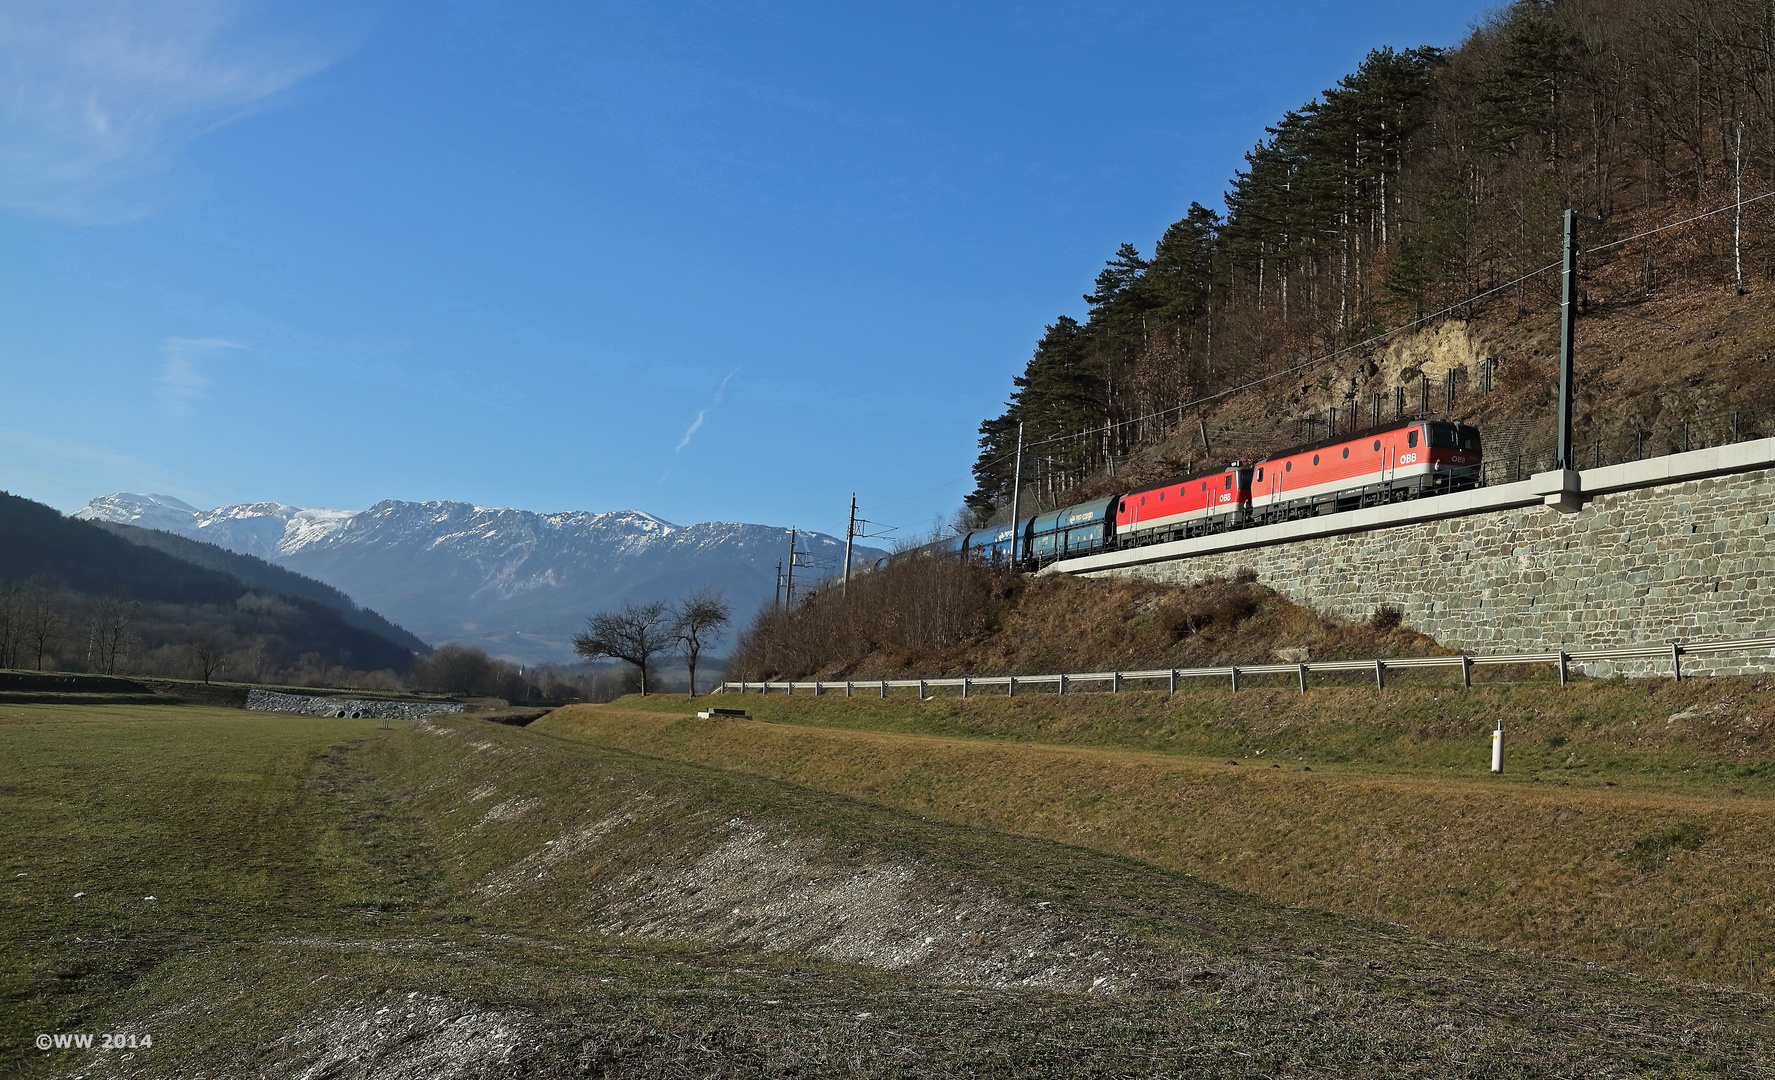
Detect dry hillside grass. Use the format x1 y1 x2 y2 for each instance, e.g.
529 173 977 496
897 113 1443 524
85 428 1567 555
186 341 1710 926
731 561 1445 682
544 680 1775 991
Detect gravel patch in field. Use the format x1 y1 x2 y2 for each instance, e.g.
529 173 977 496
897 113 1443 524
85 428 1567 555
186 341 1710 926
470 796 541 830
585 816 1202 993
270 992 542 1080
476 805 645 899
49 992 540 1080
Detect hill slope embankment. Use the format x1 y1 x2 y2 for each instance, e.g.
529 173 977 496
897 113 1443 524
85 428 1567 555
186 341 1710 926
543 680 1775 990
730 561 1447 682
10 701 1773 1077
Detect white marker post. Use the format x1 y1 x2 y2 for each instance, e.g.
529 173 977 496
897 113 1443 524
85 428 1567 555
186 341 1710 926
1490 720 1504 773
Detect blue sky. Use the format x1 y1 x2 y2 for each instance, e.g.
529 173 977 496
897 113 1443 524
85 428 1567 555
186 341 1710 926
1 0 1495 542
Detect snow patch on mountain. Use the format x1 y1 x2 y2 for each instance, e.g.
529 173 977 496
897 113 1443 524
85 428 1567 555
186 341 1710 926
73 492 202 535
281 508 358 555
74 493 357 561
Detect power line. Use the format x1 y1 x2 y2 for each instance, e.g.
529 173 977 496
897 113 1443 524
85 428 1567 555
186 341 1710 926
1584 188 1775 255
862 189 1775 510
1022 257 1564 453
865 470 980 510
1016 187 1775 455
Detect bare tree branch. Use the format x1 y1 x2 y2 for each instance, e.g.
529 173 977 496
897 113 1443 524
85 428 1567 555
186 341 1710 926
673 589 731 696
573 600 671 695
188 635 226 684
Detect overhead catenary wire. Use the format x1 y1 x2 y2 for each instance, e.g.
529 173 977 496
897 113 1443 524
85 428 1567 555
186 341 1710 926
1022 186 1775 455
1583 188 1775 255
866 256 1574 530
862 188 1775 519
1022 256 1564 453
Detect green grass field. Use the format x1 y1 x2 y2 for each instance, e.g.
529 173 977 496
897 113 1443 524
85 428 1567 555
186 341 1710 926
5 698 1774 1076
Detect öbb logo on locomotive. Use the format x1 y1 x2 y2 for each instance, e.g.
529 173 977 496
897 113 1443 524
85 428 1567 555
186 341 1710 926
900 419 1482 568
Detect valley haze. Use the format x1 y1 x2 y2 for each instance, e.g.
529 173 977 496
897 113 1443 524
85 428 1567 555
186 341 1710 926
74 493 884 665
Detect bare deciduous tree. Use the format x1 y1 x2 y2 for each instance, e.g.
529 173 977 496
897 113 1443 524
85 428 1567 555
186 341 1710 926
411 642 501 697
0 581 21 669
188 636 226 684
673 589 731 696
573 600 671 695
85 595 138 675
21 583 63 671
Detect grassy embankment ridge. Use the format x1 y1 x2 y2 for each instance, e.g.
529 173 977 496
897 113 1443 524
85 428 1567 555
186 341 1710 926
8 699 1775 1076
542 678 1775 989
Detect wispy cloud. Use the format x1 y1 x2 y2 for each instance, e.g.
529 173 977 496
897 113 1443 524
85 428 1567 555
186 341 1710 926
157 336 242 418
0 1 351 222
675 367 740 453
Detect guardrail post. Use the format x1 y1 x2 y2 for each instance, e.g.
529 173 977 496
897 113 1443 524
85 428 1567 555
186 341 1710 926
1672 642 1684 682
1557 651 1569 687
1112 672 1122 693
1168 669 1177 694
879 681 886 699
845 681 853 698
961 677 970 699
1059 674 1068 695
1297 664 1308 694
814 682 822 697
786 682 792 696
1461 655 1473 689
917 679 927 701
1230 667 1241 693
1374 659 1386 690
1007 676 1016 698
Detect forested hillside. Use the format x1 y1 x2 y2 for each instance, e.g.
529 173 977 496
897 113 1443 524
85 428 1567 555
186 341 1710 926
91 520 431 655
0 491 416 684
969 0 1775 520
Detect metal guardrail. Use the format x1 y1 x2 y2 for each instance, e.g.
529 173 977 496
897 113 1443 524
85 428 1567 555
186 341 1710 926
719 635 1775 698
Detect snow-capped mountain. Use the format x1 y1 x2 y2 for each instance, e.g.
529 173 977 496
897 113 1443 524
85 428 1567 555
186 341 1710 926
75 492 209 536
73 493 354 561
73 493 883 664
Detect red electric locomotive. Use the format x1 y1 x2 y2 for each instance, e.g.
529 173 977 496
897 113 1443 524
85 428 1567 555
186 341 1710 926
1251 419 1481 521
1114 464 1254 544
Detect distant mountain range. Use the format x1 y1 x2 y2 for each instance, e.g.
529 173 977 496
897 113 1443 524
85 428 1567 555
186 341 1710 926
2 491 417 676
74 494 885 664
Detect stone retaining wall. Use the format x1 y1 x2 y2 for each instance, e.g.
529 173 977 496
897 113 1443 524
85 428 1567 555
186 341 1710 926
245 689 465 720
1092 467 1775 676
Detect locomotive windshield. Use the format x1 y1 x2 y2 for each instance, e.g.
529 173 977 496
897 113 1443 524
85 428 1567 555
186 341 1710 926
1426 423 1481 452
